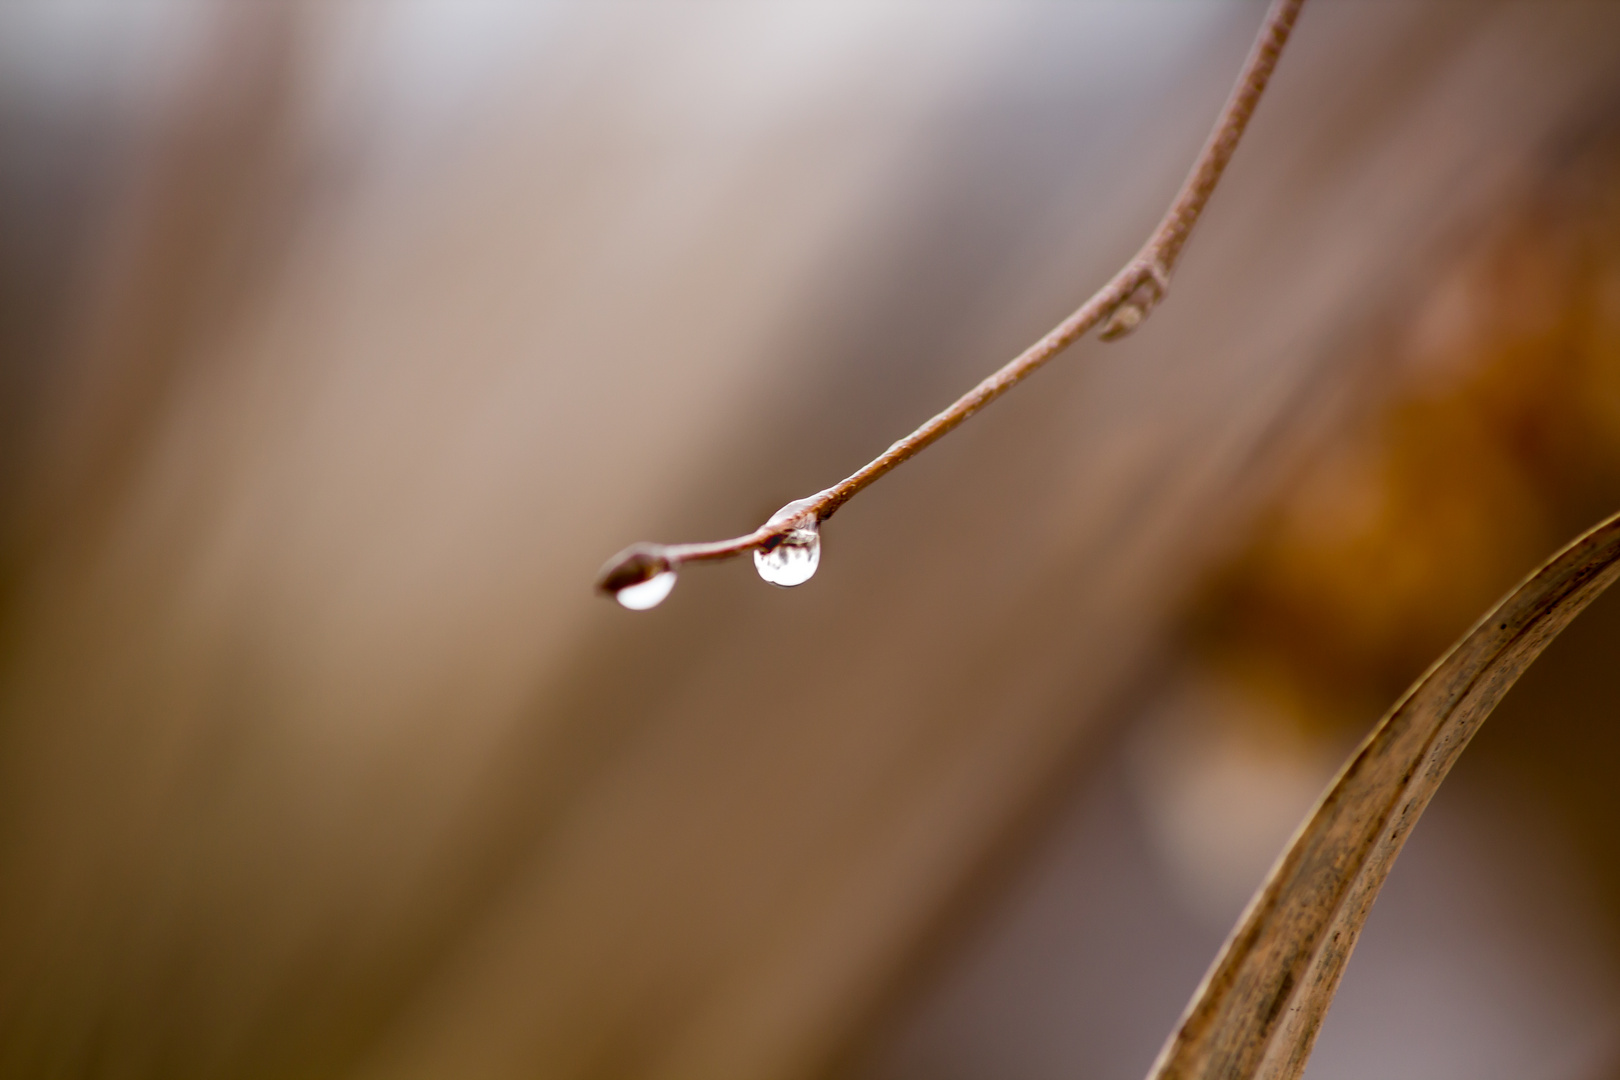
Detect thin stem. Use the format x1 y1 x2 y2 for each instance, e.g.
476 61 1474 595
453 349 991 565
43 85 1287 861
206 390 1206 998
598 0 1306 594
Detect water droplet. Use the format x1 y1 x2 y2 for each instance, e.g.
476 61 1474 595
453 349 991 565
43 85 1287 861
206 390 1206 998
615 569 677 609
754 500 820 587
597 543 677 610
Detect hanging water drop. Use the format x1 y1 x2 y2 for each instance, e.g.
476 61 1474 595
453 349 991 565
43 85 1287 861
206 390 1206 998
754 500 820 587
596 543 677 610
614 569 677 609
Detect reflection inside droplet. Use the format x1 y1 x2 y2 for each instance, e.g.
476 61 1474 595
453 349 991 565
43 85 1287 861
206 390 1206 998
614 570 677 609
754 501 820 587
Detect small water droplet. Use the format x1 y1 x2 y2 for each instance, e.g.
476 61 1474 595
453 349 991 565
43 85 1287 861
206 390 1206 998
754 500 820 587
615 569 677 609
597 543 677 610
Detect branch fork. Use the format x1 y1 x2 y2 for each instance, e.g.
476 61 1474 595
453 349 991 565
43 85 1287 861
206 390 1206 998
1099 256 1172 341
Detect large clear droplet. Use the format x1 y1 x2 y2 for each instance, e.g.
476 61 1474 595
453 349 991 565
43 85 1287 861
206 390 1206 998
754 500 820 587
614 569 677 610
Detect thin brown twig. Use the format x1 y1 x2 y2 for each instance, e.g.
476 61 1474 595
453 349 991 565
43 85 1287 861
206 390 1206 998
598 0 1306 599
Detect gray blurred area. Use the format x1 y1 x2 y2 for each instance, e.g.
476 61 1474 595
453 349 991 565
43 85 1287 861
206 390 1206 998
1 3 1619 1079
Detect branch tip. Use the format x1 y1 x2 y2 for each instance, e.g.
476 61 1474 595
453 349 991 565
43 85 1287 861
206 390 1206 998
595 543 672 596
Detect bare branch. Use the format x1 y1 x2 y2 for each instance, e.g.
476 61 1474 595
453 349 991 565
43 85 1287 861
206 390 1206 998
598 0 1307 603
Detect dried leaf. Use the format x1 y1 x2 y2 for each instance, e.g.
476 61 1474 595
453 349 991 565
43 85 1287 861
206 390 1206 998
1146 510 1620 1080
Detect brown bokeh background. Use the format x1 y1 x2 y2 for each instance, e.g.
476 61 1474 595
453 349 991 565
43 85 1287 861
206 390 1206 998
1 3 1619 1079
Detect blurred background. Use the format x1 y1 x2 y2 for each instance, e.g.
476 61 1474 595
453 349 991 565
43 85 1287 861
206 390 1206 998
1 2 1619 1078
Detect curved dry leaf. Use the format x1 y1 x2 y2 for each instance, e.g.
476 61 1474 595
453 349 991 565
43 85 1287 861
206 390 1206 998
1145 509 1620 1080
